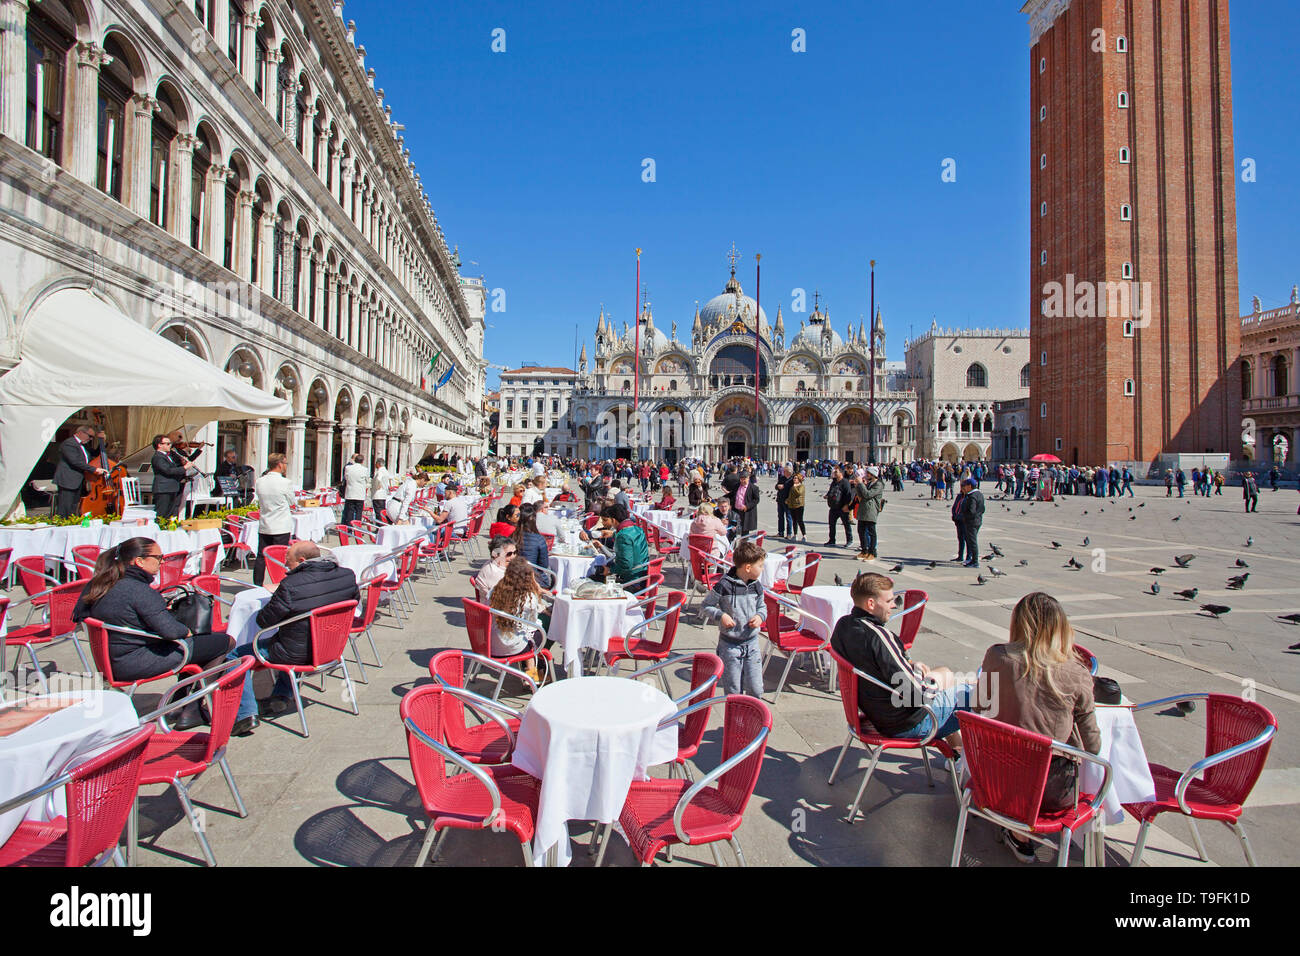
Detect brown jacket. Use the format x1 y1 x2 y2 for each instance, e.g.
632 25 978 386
977 643 1101 753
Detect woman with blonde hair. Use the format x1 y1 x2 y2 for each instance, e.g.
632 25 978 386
689 502 727 538
978 591 1101 861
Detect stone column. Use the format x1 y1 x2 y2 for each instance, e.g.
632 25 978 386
169 133 197 244
386 433 399 472
263 49 281 119
314 420 335 491
357 427 373 468
245 418 270 478
203 164 231 262
339 158 353 213
339 424 357 461
213 0 230 61
294 236 310 314
124 93 158 218
318 266 332 332
240 15 258 88
302 103 317 163
285 416 308 490
353 299 366 353
234 190 256 280
257 212 276 294
371 430 387 469
0 0 30 141
278 226 294 304
69 42 111 182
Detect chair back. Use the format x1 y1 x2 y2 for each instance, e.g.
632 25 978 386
687 543 722 588
0 546 11 582
956 711 1053 827
336 524 354 546
791 552 821 590
429 648 466 688
119 477 142 508
83 618 118 685
826 647 863 733
716 695 773 814
71 545 102 580
198 657 255 763
1202 694 1277 804
15 556 52 600
647 555 666 579
461 598 493 657
401 686 456 809
898 588 928 650
763 593 791 645
680 652 724 753
348 521 376 544
60 723 156 867
198 542 221 576
1073 644 1099 676
308 600 360 668
47 579 88 637
353 576 385 631
541 533 555 551
156 552 188 591
189 574 227 631
262 545 290 585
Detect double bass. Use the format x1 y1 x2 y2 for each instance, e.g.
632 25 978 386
79 410 128 518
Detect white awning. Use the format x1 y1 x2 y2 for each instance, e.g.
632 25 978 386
0 288 293 515
408 418 480 461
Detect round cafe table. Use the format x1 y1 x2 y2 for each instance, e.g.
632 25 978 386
377 524 429 551
223 586 273 648
798 585 854 641
0 690 140 846
547 592 645 678
547 551 607 594
331 545 399 583
510 676 679 867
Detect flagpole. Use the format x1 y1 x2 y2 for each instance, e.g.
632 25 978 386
754 253 762 440
633 247 642 459
869 258 877 465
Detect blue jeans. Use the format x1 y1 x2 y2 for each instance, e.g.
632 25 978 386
229 638 294 721
898 682 974 740
716 637 764 698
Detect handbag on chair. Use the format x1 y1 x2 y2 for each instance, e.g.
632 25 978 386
164 585 216 637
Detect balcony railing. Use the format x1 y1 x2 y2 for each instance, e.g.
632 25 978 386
1244 395 1300 413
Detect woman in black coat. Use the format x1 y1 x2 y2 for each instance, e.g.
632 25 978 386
512 503 551 587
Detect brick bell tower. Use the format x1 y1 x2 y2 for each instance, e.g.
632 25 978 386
1022 0 1240 469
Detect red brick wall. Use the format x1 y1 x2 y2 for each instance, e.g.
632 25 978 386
1029 0 1240 466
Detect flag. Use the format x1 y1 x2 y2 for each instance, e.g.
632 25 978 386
435 364 455 390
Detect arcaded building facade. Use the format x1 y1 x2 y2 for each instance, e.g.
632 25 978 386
0 0 484 490
1240 288 1299 468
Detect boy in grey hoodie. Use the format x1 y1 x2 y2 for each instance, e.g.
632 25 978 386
701 540 768 698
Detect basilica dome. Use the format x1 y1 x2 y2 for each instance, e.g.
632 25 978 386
699 272 770 338
790 319 842 352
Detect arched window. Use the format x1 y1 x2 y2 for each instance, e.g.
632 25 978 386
1020 364 1031 388
1273 356 1289 397
26 4 74 162
149 89 182 229
96 38 133 202
227 1 244 66
190 126 214 250
1242 361 1252 400
966 363 988 388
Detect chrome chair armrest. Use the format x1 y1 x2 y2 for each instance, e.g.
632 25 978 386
525 560 556 590
403 716 503 829
0 771 73 817
99 621 189 644
442 652 540 694
763 590 832 639
139 658 247 730
1173 725 1276 816
673 721 770 844
440 685 519 751
1128 692 1210 714
847 664 945 747
625 654 688 682
887 598 929 623
621 601 683 647
485 606 548 639
1050 739 1114 813
656 695 725 731
251 606 322 650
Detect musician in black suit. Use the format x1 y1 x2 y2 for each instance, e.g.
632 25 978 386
53 425 109 518
150 434 200 520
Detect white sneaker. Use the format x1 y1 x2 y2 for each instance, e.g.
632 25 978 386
999 827 1036 864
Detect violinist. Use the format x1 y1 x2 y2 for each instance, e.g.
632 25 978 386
150 434 202 520
53 425 109 518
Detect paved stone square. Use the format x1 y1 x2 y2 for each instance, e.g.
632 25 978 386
28 478 1298 868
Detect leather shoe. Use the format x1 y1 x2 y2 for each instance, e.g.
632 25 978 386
231 716 258 737
170 702 206 732
261 695 295 717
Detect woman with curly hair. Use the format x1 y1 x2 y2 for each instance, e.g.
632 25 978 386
488 555 551 680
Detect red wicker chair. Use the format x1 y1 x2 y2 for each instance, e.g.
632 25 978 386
250 599 361 738
761 592 832 703
897 588 928 651
71 545 102 581
603 590 685 689
401 684 541 867
0 724 156 867
1122 693 1276 866
84 618 202 696
952 711 1113 867
5 579 92 692
461 598 554 699
429 649 540 765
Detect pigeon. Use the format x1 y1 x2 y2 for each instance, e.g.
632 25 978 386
927 561 936 570
1066 557 1083 570
1176 701 1197 714
1173 554 1196 568
1172 515 1181 522
1201 604 1231 618
925 503 930 508
976 575 988 586
834 574 844 587
1021 510 1027 515
1082 536 1090 547
1017 559 1029 567
1276 613 1300 625
1050 541 1062 550
1099 508 1104 513
1150 582 1161 595
989 544 1005 558
1150 568 1166 575
1246 536 1253 547
1226 573 1249 590
1129 516 1137 521
1235 559 1249 568
1291 643 1300 652
1174 588 1199 601
1139 502 1146 508
889 563 903 573
989 566 1007 577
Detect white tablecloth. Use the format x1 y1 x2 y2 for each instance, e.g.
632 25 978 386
224 587 273 647
547 552 606 593
58 525 225 575
0 525 58 564
799 585 854 640
511 677 678 867
1089 705 1158 825
377 524 429 551
0 690 140 846
760 553 792 589
648 512 691 544
331 545 398 583
547 594 645 678
239 510 335 552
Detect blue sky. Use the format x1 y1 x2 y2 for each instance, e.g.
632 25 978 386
346 0 1300 388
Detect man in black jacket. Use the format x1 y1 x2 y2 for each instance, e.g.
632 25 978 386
774 466 793 539
150 434 200 520
824 466 854 549
53 425 109 517
957 478 985 569
230 542 360 731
